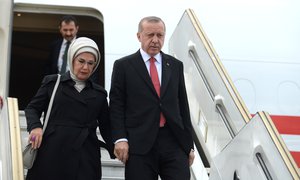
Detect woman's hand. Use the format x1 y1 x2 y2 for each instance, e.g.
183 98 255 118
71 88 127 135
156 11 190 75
29 128 43 149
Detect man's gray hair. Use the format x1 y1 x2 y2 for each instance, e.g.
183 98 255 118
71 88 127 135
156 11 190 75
138 16 166 33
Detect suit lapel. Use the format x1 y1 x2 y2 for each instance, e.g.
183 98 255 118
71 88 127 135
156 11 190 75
54 39 63 63
129 51 158 95
161 53 171 98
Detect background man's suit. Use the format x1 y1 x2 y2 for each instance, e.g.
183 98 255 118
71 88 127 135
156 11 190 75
45 38 63 75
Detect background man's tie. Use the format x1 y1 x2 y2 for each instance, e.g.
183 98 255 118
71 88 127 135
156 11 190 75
60 41 70 74
150 57 166 127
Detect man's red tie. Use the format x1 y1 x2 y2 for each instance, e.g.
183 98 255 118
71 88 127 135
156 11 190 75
150 57 166 127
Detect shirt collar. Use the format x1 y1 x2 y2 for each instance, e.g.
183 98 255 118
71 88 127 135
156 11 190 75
140 49 162 64
63 37 76 44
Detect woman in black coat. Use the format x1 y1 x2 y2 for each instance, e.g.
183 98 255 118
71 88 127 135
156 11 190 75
25 37 114 180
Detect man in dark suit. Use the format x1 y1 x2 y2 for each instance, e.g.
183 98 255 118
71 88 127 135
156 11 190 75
45 15 79 75
109 16 195 180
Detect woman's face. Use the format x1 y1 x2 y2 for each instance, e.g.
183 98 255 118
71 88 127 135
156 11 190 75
72 52 96 81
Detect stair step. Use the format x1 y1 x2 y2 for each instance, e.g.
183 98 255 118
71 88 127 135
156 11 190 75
101 159 124 179
102 177 124 180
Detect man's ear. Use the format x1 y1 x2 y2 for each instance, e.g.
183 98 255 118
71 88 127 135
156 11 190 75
137 33 141 42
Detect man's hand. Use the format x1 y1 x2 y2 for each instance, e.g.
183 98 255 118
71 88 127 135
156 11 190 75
114 141 129 164
189 149 195 166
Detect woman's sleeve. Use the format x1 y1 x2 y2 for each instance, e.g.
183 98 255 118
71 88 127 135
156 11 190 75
25 76 52 132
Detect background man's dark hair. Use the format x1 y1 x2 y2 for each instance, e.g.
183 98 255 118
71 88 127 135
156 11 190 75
59 15 78 27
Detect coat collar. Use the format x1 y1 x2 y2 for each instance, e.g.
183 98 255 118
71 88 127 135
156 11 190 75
60 72 98 104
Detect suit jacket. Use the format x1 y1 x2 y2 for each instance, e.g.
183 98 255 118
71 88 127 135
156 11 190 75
109 50 194 155
45 38 63 75
25 72 114 180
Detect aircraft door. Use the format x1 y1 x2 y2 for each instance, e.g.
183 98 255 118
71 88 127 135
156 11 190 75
0 0 12 98
0 0 24 179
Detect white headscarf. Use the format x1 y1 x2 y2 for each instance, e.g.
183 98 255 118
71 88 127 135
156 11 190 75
67 37 101 92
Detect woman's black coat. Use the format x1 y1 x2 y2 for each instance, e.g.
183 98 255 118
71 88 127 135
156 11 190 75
25 73 114 180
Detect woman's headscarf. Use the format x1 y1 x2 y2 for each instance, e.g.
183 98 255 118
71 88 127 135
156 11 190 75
67 37 101 76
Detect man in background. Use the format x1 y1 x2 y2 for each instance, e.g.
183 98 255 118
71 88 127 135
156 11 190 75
45 15 79 75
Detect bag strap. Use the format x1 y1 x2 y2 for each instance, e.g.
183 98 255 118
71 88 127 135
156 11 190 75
42 74 61 132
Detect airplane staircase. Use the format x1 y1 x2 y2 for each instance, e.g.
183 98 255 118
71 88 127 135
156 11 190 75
169 9 300 180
